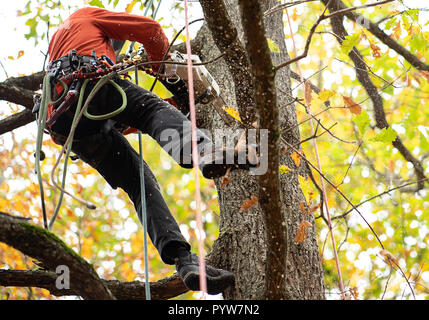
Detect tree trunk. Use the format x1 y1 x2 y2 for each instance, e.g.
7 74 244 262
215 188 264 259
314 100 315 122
197 0 325 299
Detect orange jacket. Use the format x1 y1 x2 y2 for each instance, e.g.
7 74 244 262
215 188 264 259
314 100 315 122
48 7 169 64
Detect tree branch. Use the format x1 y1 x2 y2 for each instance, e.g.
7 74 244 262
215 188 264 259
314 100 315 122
322 0 427 192
0 109 35 135
0 212 114 300
324 0 429 71
238 0 286 299
199 0 257 127
0 269 188 300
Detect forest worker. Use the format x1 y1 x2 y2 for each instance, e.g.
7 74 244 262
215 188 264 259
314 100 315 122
44 6 257 294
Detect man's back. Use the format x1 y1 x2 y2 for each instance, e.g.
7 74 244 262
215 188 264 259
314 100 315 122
48 7 169 63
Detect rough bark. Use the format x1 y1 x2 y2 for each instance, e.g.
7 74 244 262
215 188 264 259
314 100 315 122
198 0 325 299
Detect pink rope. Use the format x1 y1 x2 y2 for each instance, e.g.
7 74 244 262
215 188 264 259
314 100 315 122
183 0 207 297
285 8 346 299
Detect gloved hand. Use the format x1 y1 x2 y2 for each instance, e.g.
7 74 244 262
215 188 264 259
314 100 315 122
159 77 190 116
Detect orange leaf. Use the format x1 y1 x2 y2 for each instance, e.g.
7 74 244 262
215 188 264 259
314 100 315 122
239 195 259 212
299 202 306 214
370 43 381 58
342 95 362 114
291 8 299 21
295 220 312 243
291 151 301 167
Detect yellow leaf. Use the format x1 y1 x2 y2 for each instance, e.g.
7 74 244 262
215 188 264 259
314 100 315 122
342 95 362 114
125 0 137 13
318 89 336 102
291 151 301 167
224 107 241 122
17 50 24 59
279 164 292 175
295 220 312 243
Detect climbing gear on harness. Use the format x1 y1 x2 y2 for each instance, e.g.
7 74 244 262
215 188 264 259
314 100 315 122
175 252 235 295
34 53 130 230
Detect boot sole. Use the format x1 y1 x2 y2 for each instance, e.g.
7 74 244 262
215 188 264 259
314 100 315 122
182 271 235 295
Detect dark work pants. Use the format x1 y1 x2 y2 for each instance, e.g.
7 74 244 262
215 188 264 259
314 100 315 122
51 78 213 264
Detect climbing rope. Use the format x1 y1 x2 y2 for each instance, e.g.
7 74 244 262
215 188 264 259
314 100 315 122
182 0 207 297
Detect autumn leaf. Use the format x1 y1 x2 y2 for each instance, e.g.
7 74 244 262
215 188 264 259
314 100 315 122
342 95 362 114
370 43 381 58
239 195 259 212
392 20 402 40
318 89 336 102
299 202 306 214
307 203 321 215
279 164 292 175
125 0 137 13
224 107 242 122
295 220 312 243
267 38 280 53
291 8 299 21
291 151 301 167
304 81 312 105
219 168 233 189
380 249 399 265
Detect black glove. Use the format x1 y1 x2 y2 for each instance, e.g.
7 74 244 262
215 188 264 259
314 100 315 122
159 78 190 115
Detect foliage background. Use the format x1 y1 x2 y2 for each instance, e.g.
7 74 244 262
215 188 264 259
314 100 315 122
0 0 428 300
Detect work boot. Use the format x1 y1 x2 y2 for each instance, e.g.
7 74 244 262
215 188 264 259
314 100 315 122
199 144 259 179
175 253 235 294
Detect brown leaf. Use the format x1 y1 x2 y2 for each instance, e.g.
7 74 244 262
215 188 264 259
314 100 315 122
307 203 321 215
380 249 399 265
295 220 312 243
349 287 359 300
342 95 362 115
304 81 312 105
219 167 233 189
219 176 232 189
239 195 259 212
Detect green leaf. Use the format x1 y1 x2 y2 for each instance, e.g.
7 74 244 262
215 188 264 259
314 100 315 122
353 110 371 135
384 17 397 31
341 33 360 55
89 0 105 8
267 38 280 53
370 127 397 143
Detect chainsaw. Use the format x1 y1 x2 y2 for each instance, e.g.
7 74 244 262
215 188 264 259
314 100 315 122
164 51 235 125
